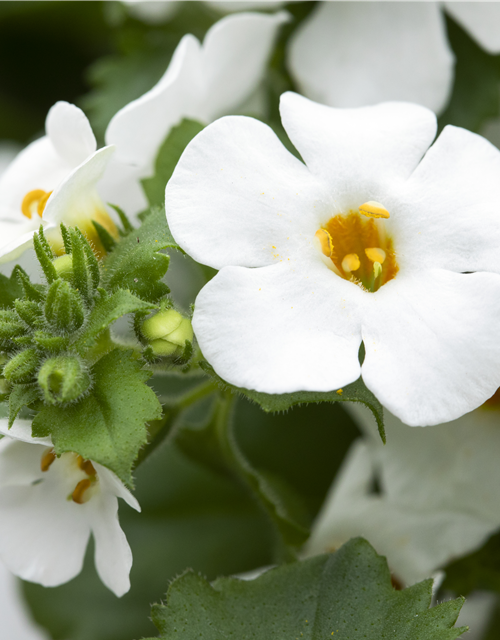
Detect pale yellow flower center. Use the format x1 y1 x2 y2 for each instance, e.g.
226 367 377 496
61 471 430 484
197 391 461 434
41 448 98 505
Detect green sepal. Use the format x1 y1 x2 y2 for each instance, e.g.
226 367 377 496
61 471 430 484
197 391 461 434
0 269 24 309
32 349 162 486
0 317 28 342
141 118 205 208
108 203 134 235
15 267 45 303
14 299 44 329
60 223 72 255
145 538 466 640
44 279 85 333
101 207 176 302
200 361 386 443
33 228 57 284
38 355 91 405
70 227 96 304
37 225 53 257
92 220 117 252
8 383 40 428
3 348 40 384
12 335 33 347
32 332 70 353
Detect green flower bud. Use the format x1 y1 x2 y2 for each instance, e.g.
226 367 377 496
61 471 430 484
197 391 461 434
141 310 193 357
38 355 91 405
45 279 85 333
14 299 44 329
53 254 73 281
0 309 26 342
3 348 40 383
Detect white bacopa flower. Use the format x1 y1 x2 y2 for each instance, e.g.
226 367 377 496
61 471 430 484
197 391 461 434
106 11 289 177
165 92 500 426
305 401 500 587
0 100 146 263
0 419 139 597
287 2 500 115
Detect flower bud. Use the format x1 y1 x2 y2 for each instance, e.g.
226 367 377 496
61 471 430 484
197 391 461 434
53 254 73 281
45 279 85 333
3 348 40 383
141 309 193 357
38 355 91 405
14 299 43 329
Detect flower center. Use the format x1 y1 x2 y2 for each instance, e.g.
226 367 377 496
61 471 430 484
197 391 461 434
21 189 53 219
41 448 98 505
315 201 398 292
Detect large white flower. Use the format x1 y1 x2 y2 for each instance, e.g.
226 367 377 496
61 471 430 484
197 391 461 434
306 401 500 588
165 92 500 426
106 11 289 177
0 101 146 263
0 419 139 597
287 2 500 115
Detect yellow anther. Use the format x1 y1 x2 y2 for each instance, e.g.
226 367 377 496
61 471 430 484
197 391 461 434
365 247 386 264
77 456 96 477
21 189 52 219
72 478 93 504
315 228 334 258
336 389 343 395
359 201 390 219
341 253 360 273
40 448 56 472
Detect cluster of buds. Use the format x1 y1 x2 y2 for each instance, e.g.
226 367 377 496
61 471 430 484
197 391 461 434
140 307 193 360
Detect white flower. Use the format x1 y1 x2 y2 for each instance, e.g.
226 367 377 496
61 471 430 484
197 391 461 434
287 2 500 114
0 101 146 263
122 0 286 24
305 402 500 587
165 92 500 426
106 11 289 177
0 419 139 597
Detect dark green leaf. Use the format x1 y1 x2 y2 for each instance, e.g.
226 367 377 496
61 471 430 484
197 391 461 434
92 220 117 252
142 119 205 208
8 383 40 427
31 349 162 486
0 269 24 309
145 538 465 640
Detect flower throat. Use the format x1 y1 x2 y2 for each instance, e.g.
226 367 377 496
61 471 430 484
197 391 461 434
316 201 398 293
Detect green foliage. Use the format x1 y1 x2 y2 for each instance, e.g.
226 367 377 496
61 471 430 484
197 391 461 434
101 207 178 302
144 538 465 640
8 383 39 428
142 119 205 208
0 269 24 308
200 361 386 442
32 349 162 486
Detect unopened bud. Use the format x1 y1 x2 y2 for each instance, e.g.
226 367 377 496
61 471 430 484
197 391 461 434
3 348 40 383
45 279 85 333
38 355 91 405
141 309 193 357
15 299 43 329
53 254 73 281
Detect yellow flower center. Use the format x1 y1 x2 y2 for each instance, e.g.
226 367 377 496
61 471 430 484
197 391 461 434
40 448 98 505
21 189 52 219
315 201 398 292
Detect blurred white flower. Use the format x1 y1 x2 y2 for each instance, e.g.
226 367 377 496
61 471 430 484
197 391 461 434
288 2 500 114
106 11 289 177
0 101 147 263
0 420 139 597
306 401 500 586
165 91 500 426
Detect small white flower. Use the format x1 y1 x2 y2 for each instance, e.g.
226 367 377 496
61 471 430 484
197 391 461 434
165 92 500 426
287 2 500 114
0 101 146 263
106 11 289 177
0 420 139 597
306 402 500 586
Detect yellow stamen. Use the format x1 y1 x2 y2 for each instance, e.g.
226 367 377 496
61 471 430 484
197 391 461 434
359 201 390 219
77 456 96 476
341 253 360 273
315 228 334 257
373 261 383 279
72 478 93 504
21 189 52 219
40 448 56 472
365 247 386 264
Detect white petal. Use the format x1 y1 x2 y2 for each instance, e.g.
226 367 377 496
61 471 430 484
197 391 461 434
94 463 140 512
287 2 454 114
0 438 47 487
193 259 363 393
201 12 289 120
98 157 148 223
0 419 52 447
0 218 57 265
123 0 180 24
45 102 96 167
88 490 133 597
106 34 202 172
445 2 500 54
207 1 286 12
166 115 324 269
361 269 500 426
392 125 500 274
0 142 21 175
279 92 437 212
0 483 90 586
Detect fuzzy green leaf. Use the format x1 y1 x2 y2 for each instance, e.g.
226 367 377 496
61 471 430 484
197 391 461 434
8 383 40 428
31 349 162 486
101 207 178 302
142 119 205 208
0 269 24 309
200 361 386 443
144 538 465 640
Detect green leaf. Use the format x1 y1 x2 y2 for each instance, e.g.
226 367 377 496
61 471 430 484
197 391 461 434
200 361 385 443
73 289 154 354
145 538 465 640
31 349 162 486
8 383 40 427
101 207 178 302
142 119 205 208
0 269 24 309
